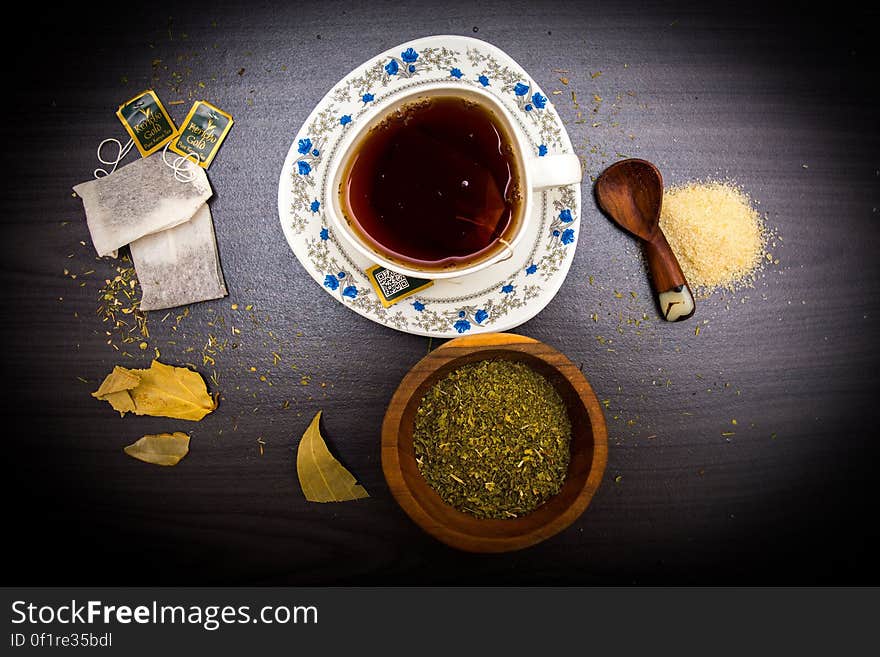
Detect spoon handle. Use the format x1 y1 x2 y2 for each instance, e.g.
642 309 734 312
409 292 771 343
643 230 695 322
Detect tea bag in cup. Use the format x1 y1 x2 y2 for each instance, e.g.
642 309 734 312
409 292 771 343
129 203 227 311
73 152 212 257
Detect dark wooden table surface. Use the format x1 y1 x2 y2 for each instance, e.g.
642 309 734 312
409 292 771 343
3 1 878 585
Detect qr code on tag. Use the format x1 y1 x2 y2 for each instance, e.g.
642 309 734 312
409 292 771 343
374 268 411 297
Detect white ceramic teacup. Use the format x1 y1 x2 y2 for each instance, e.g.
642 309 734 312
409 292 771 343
325 82 581 280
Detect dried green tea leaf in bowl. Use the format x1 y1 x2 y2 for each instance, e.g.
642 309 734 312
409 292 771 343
413 359 572 519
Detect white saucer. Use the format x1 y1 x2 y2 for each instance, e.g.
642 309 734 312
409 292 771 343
278 35 581 338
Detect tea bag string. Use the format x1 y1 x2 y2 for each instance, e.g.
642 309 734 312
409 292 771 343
93 138 201 183
497 238 514 263
94 138 135 178
161 143 200 183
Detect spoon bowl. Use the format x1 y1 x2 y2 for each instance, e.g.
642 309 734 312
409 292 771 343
595 159 663 241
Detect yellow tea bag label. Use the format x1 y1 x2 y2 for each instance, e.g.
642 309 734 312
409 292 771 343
116 90 178 157
169 100 234 168
365 265 433 307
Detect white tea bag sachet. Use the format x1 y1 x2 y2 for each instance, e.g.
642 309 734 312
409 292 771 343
129 203 227 311
73 152 212 257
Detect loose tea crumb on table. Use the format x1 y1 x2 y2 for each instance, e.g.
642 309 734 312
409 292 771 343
413 359 572 519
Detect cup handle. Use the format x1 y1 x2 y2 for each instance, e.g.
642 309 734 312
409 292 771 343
529 153 583 190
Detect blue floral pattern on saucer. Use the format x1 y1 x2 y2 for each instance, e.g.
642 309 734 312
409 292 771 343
279 36 580 337
385 47 421 78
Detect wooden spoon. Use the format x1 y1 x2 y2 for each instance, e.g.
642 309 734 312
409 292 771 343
595 159 695 322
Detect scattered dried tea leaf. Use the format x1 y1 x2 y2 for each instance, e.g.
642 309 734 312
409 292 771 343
296 411 368 503
92 360 217 420
124 432 190 466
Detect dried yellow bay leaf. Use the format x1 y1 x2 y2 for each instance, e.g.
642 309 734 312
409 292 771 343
92 360 217 421
297 411 369 502
128 360 217 420
91 366 139 416
124 432 190 466
102 390 137 416
93 365 140 396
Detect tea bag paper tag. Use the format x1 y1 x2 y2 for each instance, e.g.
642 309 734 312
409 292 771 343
365 265 433 308
169 100 234 168
115 90 178 157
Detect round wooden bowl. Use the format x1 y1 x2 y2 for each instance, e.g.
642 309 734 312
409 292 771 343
382 332 608 552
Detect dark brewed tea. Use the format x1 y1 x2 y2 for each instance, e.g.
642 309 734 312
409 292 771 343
340 95 521 270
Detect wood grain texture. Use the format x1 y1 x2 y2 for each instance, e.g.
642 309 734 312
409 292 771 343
1 1 878 585
381 333 608 552
642 232 688 295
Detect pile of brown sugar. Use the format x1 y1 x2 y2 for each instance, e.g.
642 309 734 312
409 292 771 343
659 181 769 292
